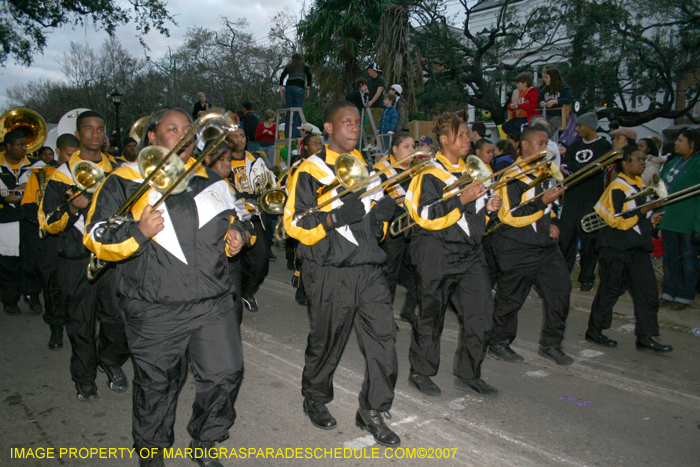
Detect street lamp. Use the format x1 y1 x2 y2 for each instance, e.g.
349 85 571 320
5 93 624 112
110 89 123 155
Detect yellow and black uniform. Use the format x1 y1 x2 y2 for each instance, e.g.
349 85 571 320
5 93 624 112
84 158 246 451
21 166 64 324
0 152 38 310
230 150 270 302
490 158 572 350
284 144 398 411
374 155 417 322
39 152 129 385
404 151 494 380
589 174 660 337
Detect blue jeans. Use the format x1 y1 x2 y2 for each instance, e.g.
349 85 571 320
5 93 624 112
260 141 275 167
246 141 261 153
661 230 699 304
285 85 305 138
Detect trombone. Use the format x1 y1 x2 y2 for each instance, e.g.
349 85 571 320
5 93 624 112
389 150 552 236
86 112 237 280
292 151 432 222
484 148 623 236
580 175 668 233
613 181 700 219
39 160 105 239
251 171 288 216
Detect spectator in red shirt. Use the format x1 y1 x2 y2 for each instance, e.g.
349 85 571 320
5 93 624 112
255 109 277 166
502 72 539 136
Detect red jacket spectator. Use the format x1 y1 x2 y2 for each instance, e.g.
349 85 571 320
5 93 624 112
255 122 276 143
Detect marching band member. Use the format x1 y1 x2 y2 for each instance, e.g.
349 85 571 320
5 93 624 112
374 132 418 324
21 134 78 347
284 101 400 447
488 126 573 365
0 130 39 315
405 113 501 397
587 146 672 352
203 139 254 325
226 127 273 312
84 107 247 467
39 111 130 401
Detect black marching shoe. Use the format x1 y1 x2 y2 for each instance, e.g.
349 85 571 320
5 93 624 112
189 440 223 467
303 398 337 430
242 295 259 312
585 329 618 347
355 409 401 447
488 341 524 363
3 302 20 315
658 298 673 308
139 448 165 467
454 376 498 397
99 364 128 392
580 282 594 292
635 336 673 353
538 347 574 366
48 326 63 349
408 373 441 396
76 381 100 402
24 294 43 314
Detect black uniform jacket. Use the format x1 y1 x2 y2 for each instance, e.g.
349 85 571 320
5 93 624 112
283 145 387 267
0 153 38 223
83 159 245 305
494 156 559 247
39 152 115 259
594 174 654 252
404 152 490 246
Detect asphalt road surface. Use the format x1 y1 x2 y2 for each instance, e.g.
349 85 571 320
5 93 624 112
2 254 699 466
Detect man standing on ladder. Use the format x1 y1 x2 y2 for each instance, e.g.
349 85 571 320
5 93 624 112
364 62 385 152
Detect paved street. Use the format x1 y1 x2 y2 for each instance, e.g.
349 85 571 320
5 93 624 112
1 252 699 466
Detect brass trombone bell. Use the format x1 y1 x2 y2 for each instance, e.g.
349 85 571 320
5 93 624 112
0 107 48 154
259 189 288 215
137 146 188 195
336 153 370 190
129 116 149 141
71 160 106 194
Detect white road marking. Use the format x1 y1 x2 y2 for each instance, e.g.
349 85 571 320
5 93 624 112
343 435 376 450
525 370 550 378
580 349 605 358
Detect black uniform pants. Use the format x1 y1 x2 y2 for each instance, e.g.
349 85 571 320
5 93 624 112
409 238 493 380
558 199 599 284
121 294 243 450
482 233 499 289
20 220 43 296
40 237 65 328
491 236 571 349
241 219 269 298
380 233 418 314
590 248 659 337
0 254 21 306
61 259 129 383
301 262 398 411
228 256 243 325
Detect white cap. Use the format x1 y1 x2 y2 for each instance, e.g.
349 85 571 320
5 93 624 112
390 84 403 95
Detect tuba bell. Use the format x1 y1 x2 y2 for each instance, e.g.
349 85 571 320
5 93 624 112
0 108 48 154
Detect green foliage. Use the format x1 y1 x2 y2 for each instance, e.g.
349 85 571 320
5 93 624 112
0 0 174 66
298 0 391 103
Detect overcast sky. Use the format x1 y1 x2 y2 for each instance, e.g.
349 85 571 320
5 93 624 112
0 0 307 112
